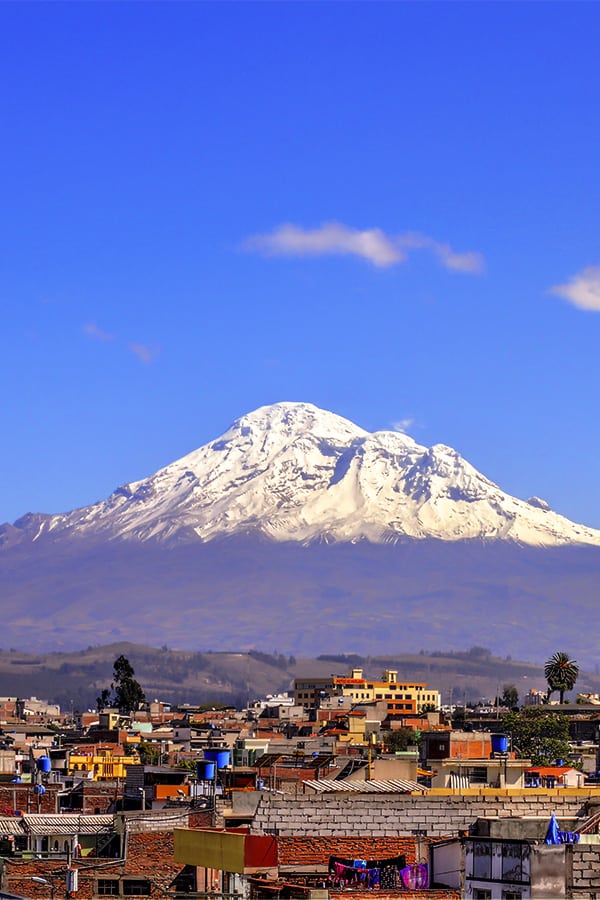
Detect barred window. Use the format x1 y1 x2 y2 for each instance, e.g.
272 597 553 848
97 880 119 896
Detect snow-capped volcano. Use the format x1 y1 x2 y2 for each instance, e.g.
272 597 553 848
8 402 600 548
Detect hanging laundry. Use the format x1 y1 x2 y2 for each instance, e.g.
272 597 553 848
399 863 430 889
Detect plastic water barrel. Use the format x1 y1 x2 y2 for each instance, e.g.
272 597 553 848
491 734 509 753
196 759 216 780
33 784 46 795
204 749 230 769
36 756 52 773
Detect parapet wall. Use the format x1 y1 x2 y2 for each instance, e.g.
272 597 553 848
253 792 593 837
571 842 600 897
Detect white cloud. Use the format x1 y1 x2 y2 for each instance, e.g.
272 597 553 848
242 222 483 273
83 322 114 341
432 243 484 274
243 222 403 268
550 266 600 311
129 343 160 363
392 418 415 434
397 232 485 274
82 323 160 362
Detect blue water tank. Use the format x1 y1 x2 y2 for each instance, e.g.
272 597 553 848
196 759 216 780
204 749 230 769
36 756 52 773
33 784 46 795
491 734 509 753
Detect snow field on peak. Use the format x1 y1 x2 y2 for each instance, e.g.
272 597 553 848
14 401 600 548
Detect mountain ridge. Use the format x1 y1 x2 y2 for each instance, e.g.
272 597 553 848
0 640 580 712
3 401 599 549
1 402 599 666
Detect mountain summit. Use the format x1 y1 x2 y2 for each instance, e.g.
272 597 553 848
6 402 600 548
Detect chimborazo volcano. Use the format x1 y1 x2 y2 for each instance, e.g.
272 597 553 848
1 402 599 663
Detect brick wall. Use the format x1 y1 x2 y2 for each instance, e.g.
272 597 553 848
449 737 490 758
189 810 213 829
80 782 120 813
278 835 417 865
124 832 182 888
253 792 590 837
570 843 600 897
1 831 187 899
0 784 58 814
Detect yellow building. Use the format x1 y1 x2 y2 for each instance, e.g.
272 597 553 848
295 668 440 715
68 748 131 780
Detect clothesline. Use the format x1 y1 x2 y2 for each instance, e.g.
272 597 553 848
327 855 429 890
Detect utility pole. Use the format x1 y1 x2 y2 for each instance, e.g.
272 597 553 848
367 733 376 781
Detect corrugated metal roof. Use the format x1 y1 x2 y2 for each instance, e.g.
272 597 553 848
254 753 335 770
120 809 193 833
0 818 25 836
302 778 428 794
253 753 283 768
21 814 114 835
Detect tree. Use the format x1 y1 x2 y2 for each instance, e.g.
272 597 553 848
96 687 112 711
137 741 161 766
501 684 519 709
96 655 146 713
383 727 415 752
113 655 145 712
544 651 579 703
452 706 466 727
501 707 574 766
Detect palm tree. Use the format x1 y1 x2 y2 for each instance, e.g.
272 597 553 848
544 651 579 703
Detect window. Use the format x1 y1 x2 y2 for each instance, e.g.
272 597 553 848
473 891 491 900
122 880 151 896
468 766 488 784
472 841 492 879
502 843 527 882
97 881 119 896
502 893 522 900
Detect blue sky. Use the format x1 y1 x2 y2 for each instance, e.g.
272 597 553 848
2 1 600 528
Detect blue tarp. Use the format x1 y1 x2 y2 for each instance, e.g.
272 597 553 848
544 814 580 844
545 814 561 844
